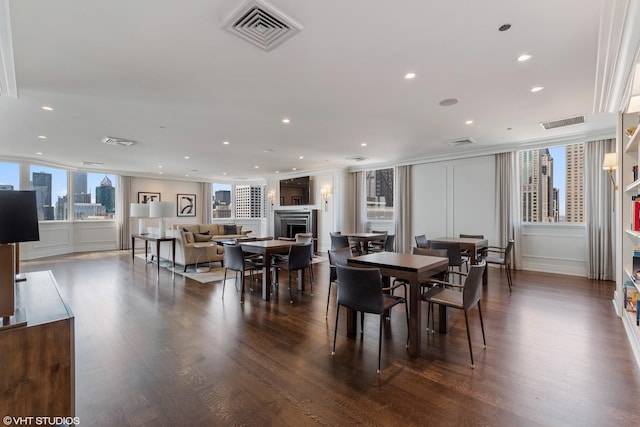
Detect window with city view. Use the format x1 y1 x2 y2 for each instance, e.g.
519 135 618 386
30 164 69 221
519 143 584 223
212 183 266 220
0 161 19 190
366 168 394 220
73 172 117 220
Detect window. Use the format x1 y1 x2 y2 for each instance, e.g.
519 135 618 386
212 183 266 220
74 172 117 220
212 183 233 219
30 164 68 221
518 143 584 223
0 162 19 190
365 168 394 220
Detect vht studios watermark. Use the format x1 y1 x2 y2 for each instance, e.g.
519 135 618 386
3 416 80 426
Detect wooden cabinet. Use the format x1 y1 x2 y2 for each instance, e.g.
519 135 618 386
0 271 75 417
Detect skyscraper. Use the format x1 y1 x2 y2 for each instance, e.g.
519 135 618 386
74 172 91 203
235 185 265 218
565 144 584 222
32 171 52 220
519 149 558 222
95 175 115 215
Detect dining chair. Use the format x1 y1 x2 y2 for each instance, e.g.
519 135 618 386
422 263 486 368
415 234 428 248
370 234 395 253
326 247 353 318
484 240 514 293
330 234 350 250
368 230 387 252
428 241 464 280
459 233 484 271
332 264 409 374
272 243 313 303
222 244 263 302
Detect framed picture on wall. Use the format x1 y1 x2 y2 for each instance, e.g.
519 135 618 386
177 194 196 217
138 192 160 204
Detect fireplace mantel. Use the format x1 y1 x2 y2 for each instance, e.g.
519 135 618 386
274 209 318 251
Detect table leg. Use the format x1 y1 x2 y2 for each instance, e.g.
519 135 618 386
346 307 357 336
408 279 421 357
438 306 449 333
171 240 176 273
131 236 135 263
261 256 272 301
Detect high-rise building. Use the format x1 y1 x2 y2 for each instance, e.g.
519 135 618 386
214 190 231 206
0 184 14 190
95 175 115 215
565 143 584 222
520 149 556 222
32 171 52 220
235 185 265 218
74 172 90 203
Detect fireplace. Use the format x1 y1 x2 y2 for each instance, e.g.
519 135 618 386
274 209 318 251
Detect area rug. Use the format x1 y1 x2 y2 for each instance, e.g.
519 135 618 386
135 254 327 284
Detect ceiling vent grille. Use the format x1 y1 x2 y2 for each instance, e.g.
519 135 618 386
540 115 585 130
102 137 137 147
223 0 302 51
445 137 476 147
345 156 369 162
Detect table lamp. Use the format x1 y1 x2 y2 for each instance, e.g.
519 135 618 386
149 201 174 237
0 190 40 329
130 203 150 235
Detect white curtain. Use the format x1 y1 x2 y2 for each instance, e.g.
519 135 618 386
201 182 212 223
494 152 522 269
584 139 615 280
352 171 366 232
394 165 411 253
116 175 132 250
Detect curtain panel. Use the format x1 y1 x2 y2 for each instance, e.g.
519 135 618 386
494 152 522 269
117 175 132 250
394 165 411 253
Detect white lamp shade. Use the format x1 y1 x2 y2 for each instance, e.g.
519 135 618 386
602 152 617 170
149 201 174 218
130 203 149 218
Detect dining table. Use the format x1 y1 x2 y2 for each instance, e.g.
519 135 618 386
239 240 303 301
342 232 387 254
347 252 449 357
430 236 489 284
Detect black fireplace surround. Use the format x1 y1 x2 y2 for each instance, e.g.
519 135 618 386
274 209 318 251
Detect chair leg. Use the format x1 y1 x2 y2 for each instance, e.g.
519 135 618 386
309 266 314 296
478 301 486 348
464 311 475 368
404 301 409 348
332 306 340 356
506 264 513 294
326 281 333 319
361 311 365 334
222 269 228 299
377 315 383 374
288 272 294 304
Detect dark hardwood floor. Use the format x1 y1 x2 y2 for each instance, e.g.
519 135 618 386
22 250 640 426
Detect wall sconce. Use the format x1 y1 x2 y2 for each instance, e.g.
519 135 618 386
602 152 618 191
320 188 331 212
268 191 276 211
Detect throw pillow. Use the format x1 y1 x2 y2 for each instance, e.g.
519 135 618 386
183 232 195 243
223 224 237 235
194 233 211 242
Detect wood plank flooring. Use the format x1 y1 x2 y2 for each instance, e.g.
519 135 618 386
21 250 640 426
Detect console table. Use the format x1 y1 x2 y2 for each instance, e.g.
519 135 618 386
131 234 176 275
0 271 75 417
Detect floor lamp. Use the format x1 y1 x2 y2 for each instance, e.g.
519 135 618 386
149 201 175 237
0 191 40 329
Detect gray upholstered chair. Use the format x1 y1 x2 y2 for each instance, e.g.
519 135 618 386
484 240 514 293
222 244 262 302
415 234 428 248
459 233 484 271
332 264 409 374
326 247 353 318
422 263 486 368
272 243 313 303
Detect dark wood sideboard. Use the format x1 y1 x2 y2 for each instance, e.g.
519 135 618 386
0 270 75 417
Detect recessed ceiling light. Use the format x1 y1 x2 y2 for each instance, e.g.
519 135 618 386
518 54 532 62
498 24 511 32
439 98 458 107
361 143 367 147
292 167 297 171
275 171 280 174
530 86 544 93
41 106 53 111
282 118 290 124
465 120 474 125
223 172 227 175
223 141 230 145
158 171 163 175
185 174 189 177
299 156 304 159
254 165 259 169
36 152 43 155
158 165 163 168
38 135 47 139
184 156 190 160
404 72 416 79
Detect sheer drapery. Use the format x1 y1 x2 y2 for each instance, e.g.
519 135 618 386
584 139 615 280
116 175 132 250
394 165 411 253
201 182 212 223
352 171 366 232
494 152 522 269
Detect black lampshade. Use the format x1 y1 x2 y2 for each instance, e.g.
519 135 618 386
0 191 40 244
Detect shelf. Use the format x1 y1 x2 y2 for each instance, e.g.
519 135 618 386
625 179 640 193
625 229 640 238
625 269 640 292
624 125 640 153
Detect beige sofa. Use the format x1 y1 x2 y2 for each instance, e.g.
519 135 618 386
149 223 251 272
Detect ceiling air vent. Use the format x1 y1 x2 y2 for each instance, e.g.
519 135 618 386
345 156 369 162
540 115 585 130
101 137 137 147
445 137 476 147
223 0 302 51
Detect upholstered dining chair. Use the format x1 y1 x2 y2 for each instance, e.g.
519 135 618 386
484 240 514 293
370 234 395 253
332 264 409 374
330 234 350 250
459 233 485 271
415 234 428 248
326 247 352 318
422 263 486 368
272 243 313 303
428 241 464 280
222 244 263 302
368 230 387 252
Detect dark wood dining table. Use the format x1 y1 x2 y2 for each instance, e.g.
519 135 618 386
342 232 387 254
239 240 303 301
347 252 449 357
430 236 489 284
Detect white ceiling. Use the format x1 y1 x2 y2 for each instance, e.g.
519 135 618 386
0 0 620 182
